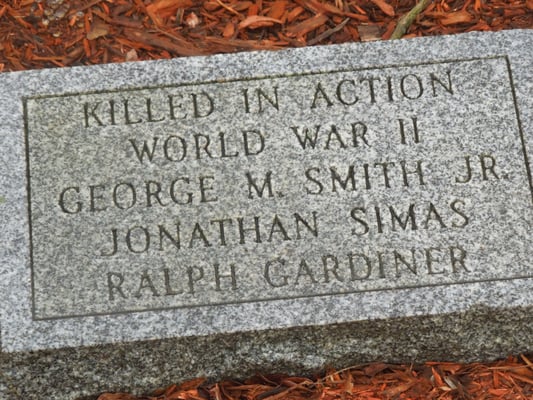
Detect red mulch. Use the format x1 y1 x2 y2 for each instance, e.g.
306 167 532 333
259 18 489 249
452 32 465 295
0 1 531 71
1 1 532 399
97 355 533 399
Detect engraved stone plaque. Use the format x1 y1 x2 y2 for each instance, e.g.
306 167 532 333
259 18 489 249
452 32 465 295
25 56 531 320
1 30 531 369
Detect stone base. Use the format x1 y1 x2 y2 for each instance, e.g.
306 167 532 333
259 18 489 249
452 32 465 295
2 305 531 400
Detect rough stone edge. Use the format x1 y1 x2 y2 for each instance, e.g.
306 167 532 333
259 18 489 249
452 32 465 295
0 305 532 400
1 29 531 352
0 27 533 376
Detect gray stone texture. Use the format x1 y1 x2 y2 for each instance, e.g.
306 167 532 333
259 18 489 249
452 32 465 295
0 30 532 399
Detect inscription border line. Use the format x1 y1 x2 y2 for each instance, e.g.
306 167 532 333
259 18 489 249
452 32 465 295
23 55 511 101
33 275 533 321
505 56 533 205
22 97 38 325
23 55 533 321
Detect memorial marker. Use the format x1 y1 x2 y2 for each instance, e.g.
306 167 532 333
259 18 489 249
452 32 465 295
0 30 531 383
29 61 480 318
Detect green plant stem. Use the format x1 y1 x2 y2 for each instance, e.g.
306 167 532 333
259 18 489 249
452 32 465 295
390 0 432 40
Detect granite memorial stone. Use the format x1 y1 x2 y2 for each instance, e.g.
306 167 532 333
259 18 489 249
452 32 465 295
0 30 532 399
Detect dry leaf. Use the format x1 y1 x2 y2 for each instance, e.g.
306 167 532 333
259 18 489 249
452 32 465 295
145 0 194 24
86 19 109 40
268 0 287 20
238 15 282 29
384 380 416 396
222 21 235 37
364 363 390 376
439 11 473 25
509 372 533 385
148 0 194 12
287 6 305 22
488 388 510 395
297 0 345 16
286 13 328 35
123 29 204 57
432 367 446 386
370 0 395 17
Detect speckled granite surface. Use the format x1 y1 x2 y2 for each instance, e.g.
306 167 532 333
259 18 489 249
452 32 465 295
1 307 532 400
0 30 531 399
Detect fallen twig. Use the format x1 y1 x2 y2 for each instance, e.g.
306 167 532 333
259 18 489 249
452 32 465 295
390 0 432 40
308 18 350 45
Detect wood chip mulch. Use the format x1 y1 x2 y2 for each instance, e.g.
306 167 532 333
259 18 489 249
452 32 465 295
1 1 532 399
98 355 533 399
0 0 532 71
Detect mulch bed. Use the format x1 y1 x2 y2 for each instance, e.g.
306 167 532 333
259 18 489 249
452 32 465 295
0 0 531 71
1 1 532 399
97 356 533 399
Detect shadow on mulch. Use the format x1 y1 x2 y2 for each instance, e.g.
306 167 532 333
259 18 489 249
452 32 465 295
96 355 533 399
